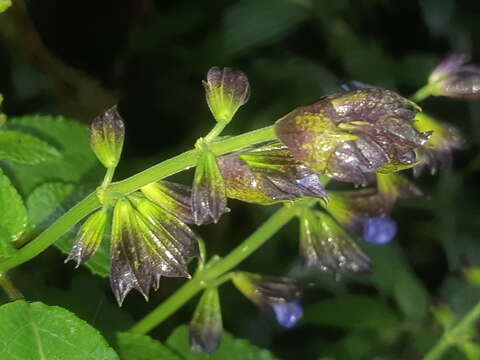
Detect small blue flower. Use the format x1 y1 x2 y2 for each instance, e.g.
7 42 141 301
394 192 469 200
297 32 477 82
271 301 303 328
362 216 397 244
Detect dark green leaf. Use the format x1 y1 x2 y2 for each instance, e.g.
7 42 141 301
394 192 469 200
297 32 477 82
0 168 27 246
0 300 119 360
302 295 400 329
0 130 61 165
26 182 110 277
166 325 279 360
116 332 181 360
223 0 308 56
3 115 102 196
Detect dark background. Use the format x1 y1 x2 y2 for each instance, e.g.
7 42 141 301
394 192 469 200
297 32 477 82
2 0 480 359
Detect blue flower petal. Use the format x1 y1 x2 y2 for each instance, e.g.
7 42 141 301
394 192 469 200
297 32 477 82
271 301 303 328
362 216 397 244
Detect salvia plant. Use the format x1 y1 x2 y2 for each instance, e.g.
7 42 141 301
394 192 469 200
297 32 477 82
1 4 480 358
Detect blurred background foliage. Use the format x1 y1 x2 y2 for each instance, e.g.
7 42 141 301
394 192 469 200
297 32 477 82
1 0 480 359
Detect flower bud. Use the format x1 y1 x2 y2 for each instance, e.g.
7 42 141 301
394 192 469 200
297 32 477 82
190 287 223 354
217 141 327 204
275 89 427 185
232 271 303 328
413 113 466 175
428 54 480 99
271 301 304 329
110 196 191 305
141 180 195 224
203 67 250 123
66 208 109 266
192 148 228 225
362 215 397 244
90 105 125 169
299 210 371 274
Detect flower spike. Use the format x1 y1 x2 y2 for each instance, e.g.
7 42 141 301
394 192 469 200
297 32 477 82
428 54 480 99
66 208 109 267
90 105 125 169
192 148 228 225
232 272 303 328
189 287 223 354
203 67 250 123
299 210 371 274
275 89 428 185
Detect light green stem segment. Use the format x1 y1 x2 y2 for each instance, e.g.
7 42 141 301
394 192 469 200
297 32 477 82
0 273 23 300
129 205 295 334
423 301 480 360
411 83 437 102
0 126 276 273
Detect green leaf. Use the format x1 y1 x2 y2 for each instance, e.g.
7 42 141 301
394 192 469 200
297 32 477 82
27 182 77 233
0 130 61 165
166 325 279 360
302 294 400 330
223 0 308 56
0 0 11 13
0 168 27 246
26 182 110 277
363 242 429 321
0 300 119 360
116 332 181 360
3 115 102 196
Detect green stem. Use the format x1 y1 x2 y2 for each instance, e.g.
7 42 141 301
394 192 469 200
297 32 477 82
130 205 295 334
423 301 480 360
101 167 116 188
0 273 23 300
411 83 437 103
0 126 276 273
204 121 228 143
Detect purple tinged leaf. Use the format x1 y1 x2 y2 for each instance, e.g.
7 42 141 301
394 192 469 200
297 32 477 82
141 180 195 224
271 301 303 328
362 215 397 244
90 105 125 168
66 208 109 267
203 67 250 123
192 150 228 225
189 287 223 354
299 210 371 275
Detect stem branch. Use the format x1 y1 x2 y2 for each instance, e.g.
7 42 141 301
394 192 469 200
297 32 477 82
423 301 480 360
0 126 276 273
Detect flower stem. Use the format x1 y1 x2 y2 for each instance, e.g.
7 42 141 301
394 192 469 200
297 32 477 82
423 300 480 360
129 205 295 334
411 83 436 103
0 126 277 273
